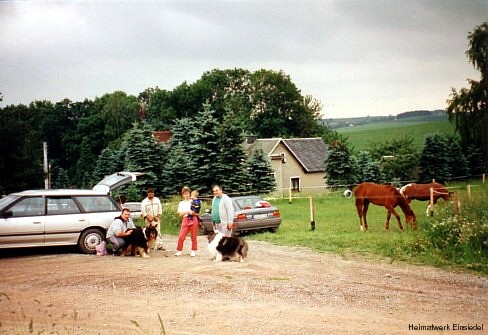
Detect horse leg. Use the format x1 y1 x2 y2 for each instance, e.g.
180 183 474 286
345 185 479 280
356 198 365 231
426 201 433 216
362 201 369 231
390 208 404 231
385 210 391 230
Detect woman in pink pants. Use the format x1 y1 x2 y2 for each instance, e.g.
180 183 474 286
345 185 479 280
174 186 199 257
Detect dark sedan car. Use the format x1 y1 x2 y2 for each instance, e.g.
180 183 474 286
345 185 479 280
200 195 281 235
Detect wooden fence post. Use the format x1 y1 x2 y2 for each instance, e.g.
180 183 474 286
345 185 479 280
453 191 461 215
467 184 471 201
429 187 435 216
288 188 292 204
309 195 315 231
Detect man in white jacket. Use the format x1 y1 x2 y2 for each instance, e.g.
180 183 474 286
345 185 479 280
141 188 164 250
211 184 234 237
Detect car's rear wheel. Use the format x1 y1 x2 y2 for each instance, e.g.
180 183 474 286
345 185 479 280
78 228 105 254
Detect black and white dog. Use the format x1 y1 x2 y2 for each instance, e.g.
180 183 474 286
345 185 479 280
207 231 248 262
121 226 158 258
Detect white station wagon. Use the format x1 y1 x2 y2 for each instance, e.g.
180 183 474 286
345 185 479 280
0 172 141 254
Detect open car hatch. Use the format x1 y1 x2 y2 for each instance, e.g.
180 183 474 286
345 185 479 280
92 172 143 194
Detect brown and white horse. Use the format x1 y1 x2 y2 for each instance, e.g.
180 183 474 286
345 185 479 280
354 182 417 231
400 182 451 216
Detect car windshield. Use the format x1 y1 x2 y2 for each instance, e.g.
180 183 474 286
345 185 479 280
234 197 265 210
0 194 20 211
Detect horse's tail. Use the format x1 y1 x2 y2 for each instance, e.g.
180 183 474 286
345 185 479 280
399 183 412 200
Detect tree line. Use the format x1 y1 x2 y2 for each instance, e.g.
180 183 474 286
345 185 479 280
0 22 486 198
324 133 483 189
0 69 329 197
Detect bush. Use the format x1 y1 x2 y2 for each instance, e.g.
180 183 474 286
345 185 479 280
421 190 488 272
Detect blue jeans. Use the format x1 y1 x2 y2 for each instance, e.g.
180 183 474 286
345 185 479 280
107 236 126 251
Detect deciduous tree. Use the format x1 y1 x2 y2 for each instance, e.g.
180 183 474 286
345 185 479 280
0 104 44 194
368 136 419 183
447 21 488 171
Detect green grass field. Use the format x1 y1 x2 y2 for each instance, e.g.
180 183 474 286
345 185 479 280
336 119 456 151
159 182 487 274
245 182 487 274
245 194 430 258
157 113 485 275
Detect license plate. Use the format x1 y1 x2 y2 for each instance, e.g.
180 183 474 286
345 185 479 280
254 214 268 219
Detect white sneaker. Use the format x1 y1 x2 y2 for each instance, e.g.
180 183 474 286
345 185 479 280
174 251 182 257
190 250 196 257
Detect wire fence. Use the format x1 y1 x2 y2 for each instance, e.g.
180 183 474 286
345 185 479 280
273 173 486 200
194 173 487 202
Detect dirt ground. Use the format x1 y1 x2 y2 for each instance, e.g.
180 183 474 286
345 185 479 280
1 235 487 335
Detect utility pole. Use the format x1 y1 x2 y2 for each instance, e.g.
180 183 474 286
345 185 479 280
43 142 49 189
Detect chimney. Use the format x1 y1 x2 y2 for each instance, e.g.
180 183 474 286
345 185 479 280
247 135 257 144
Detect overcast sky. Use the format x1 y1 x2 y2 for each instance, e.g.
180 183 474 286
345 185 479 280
0 1 486 118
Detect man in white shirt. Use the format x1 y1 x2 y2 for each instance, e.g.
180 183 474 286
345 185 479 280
141 188 164 250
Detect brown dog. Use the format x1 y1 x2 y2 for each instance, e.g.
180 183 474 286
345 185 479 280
121 226 158 258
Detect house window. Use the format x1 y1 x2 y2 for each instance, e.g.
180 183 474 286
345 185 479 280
291 177 300 192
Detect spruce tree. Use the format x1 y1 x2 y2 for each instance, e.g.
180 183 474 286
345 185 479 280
51 166 71 189
119 121 161 196
92 147 119 184
419 135 451 183
446 136 469 180
466 144 484 177
161 142 197 196
164 103 223 194
324 141 356 189
355 151 384 183
215 110 250 194
190 103 221 192
247 147 276 194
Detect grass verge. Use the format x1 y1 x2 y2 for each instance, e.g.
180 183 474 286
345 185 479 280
161 181 488 275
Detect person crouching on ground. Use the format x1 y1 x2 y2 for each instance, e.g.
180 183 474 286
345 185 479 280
106 208 135 255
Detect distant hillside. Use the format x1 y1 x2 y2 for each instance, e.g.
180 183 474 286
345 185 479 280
323 109 447 129
330 110 455 152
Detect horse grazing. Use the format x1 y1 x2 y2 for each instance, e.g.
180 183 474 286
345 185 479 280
400 182 451 215
354 182 417 231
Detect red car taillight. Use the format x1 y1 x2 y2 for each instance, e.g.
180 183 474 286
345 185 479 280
272 210 280 217
236 213 247 220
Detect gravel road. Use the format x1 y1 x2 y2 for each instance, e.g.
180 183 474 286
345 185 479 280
1 235 487 335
